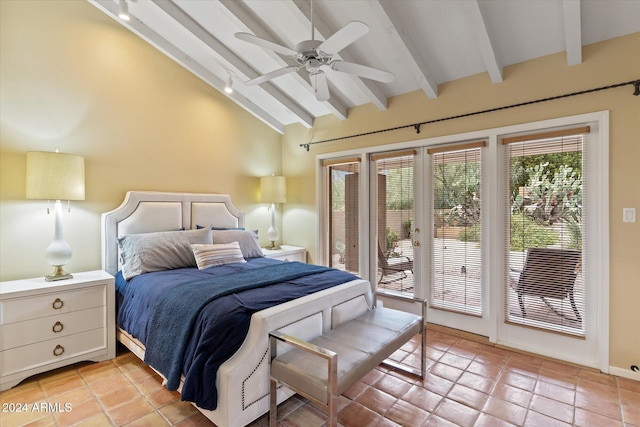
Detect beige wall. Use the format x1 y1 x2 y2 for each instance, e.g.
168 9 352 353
282 33 640 373
0 1 283 281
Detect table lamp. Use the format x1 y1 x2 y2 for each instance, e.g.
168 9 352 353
26 150 85 281
260 175 286 249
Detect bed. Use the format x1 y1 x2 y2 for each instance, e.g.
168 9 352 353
101 191 373 427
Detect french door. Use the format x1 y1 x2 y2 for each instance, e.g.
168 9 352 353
319 112 608 370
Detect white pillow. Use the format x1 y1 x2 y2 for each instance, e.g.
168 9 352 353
191 242 246 269
117 227 213 280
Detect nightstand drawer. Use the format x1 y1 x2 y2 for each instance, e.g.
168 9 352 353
0 286 105 324
1 306 105 350
1 329 106 376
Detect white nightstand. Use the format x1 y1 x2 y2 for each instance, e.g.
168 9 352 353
0 270 115 391
262 245 306 262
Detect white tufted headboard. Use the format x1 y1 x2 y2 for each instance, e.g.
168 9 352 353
101 191 244 275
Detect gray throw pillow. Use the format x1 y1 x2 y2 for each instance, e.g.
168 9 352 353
211 229 264 259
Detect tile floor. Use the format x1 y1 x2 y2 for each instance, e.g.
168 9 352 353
1 329 638 426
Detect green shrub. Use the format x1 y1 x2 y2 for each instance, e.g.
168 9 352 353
458 214 559 252
510 214 559 252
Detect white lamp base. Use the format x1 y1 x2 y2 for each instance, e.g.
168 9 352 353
266 203 281 250
44 200 73 282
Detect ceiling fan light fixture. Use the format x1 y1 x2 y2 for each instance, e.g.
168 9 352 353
118 0 130 21
224 75 233 94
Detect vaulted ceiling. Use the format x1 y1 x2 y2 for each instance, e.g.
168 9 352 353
88 0 640 134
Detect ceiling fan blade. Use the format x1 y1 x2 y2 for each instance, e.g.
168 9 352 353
245 66 299 86
331 61 395 83
235 32 297 57
318 21 369 54
310 72 330 101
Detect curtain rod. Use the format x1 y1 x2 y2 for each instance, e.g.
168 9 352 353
300 79 640 151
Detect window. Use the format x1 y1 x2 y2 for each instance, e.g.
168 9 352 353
429 142 485 316
503 126 588 336
372 150 416 295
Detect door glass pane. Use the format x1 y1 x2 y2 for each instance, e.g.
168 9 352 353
431 147 482 316
328 162 359 273
505 133 585 336
374 153 415 296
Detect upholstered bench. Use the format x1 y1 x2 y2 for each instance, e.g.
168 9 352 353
268 302 425 427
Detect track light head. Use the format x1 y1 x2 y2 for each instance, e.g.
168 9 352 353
118 0 130 21
224 76 233 94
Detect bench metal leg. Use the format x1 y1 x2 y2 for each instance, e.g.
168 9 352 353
269 378 277 427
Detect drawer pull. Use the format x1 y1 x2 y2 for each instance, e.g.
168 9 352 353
52 298 64 310
53 345 65 356
52 321 64 333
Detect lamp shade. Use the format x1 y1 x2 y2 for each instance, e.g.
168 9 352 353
260 176 286 204
26 151 85 201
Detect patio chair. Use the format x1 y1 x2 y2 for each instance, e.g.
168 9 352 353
377 243 413 284
509 247 582 321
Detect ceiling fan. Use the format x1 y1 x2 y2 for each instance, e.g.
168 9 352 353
234 3 394 102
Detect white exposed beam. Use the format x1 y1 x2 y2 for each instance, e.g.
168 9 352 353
465 0 503 84
217 0 347 120
369 0 439 99
87 0 284 133
152 0 315 129
286 0 389 111
562 0 582 66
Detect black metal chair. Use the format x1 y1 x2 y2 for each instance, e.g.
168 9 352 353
509 247 582 321
377 243 413 284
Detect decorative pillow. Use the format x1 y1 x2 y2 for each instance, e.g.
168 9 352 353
191 242 247 269
117 227 213 280
212 229 264 258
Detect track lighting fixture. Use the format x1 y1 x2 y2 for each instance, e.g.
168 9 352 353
118 0 130 21
224 75 234 94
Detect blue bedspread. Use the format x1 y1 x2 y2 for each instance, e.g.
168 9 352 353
115 258 359 410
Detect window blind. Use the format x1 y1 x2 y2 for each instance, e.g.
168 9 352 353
504 128 586 336
374 151 415 295
327 161 359 273
430 145 483 316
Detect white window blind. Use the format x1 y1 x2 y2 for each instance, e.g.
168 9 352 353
373 151 415 295
325 159 360 273
503 126 587 336
429 142 484 316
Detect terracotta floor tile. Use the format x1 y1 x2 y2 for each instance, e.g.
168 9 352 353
385 399 430 426
499 370 537 392
78 361 120 383
75 413 114 426
430 362 463 383
537 368 577 390
98 383 143 410
621 401 640 426
157 400 199 425
401 385 442 412
361 368 386 386
88 371 131 396
618 376 640 393
529 394 575 424
354 386 397 415
456 371 495 394
482 395 527 425
174 412 216 427
23 415 56 426
473 412 515 427
419 372 454 397
574 407 624 427
575 377 619 401
107 396 155 425
423 414 461 427
465 360 502 379
281 402 327 427
574 390 623 420
53 399 104 426
578 368 618 387
620 388 640 406
473 351 509 367
147 386 182 409
433 398 480 427
373 375 412 398
123 411 171 426
534 380 576 405
490 382 533 408
439 352 472 371
446 383 488 410
524 409 572 427
40 374 85 398
338 401 383 427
